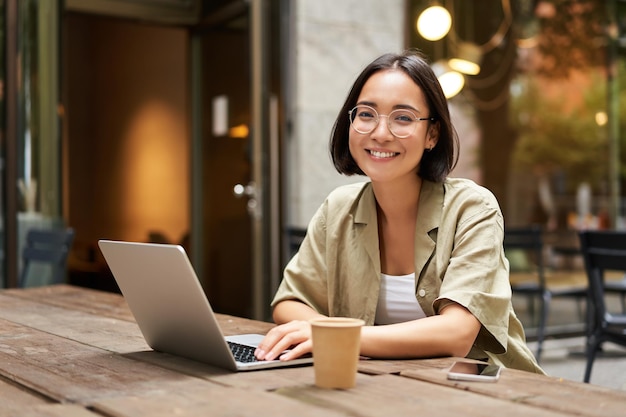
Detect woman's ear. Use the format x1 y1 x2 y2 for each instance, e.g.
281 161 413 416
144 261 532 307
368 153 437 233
427 122 440 150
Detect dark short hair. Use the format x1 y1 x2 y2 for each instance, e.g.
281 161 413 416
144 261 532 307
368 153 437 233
329 49 459 183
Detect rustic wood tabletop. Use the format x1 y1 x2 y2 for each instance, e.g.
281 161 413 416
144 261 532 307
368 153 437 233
0 285 624 417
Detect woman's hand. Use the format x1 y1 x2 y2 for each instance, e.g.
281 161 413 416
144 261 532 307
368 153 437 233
256 299 325 361
255 320 313 361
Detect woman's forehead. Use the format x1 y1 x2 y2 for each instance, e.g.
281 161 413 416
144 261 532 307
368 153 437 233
358 70 428 109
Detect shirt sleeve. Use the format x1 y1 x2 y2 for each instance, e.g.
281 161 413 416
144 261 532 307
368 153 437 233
432 188 511 354
271 200 330 314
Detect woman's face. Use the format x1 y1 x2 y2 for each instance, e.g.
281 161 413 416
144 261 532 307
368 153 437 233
348 69 438 185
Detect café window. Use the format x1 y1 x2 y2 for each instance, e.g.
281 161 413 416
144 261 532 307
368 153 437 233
408 0 625 237
13 0 64 286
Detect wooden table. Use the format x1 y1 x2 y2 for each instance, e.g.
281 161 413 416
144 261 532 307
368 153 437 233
1 285 624 417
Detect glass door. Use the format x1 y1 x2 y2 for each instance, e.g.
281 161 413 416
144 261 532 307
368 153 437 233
3 0 64 287
191 0 281 320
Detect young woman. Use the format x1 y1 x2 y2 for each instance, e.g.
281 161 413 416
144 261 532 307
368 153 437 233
255 50 543 374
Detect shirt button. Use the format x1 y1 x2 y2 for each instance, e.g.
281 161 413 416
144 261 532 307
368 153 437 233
418 289 426 297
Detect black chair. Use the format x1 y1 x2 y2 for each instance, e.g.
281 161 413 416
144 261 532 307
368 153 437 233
578 230 626 383
603 273 626 313
504 225 587 362
19 228 75 287
286 227 307 259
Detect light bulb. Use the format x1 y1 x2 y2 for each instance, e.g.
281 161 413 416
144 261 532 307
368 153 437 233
432 61 464 99
417 6 452 41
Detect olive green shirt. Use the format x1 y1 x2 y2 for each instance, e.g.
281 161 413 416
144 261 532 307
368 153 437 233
272 178 544 374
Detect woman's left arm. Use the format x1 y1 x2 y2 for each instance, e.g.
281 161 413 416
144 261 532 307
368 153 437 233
359 302 481 358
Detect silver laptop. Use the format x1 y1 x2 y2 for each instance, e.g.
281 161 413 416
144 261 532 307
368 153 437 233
98 240 313 371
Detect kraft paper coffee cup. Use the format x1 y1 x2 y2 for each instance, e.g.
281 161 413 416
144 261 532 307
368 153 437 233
310 317 365 389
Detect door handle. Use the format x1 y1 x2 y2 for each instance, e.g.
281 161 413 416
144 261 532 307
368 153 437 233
233 182 260 219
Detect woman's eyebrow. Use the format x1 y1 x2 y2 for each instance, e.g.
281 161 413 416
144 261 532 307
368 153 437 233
355 101 423 114
393 104 422 113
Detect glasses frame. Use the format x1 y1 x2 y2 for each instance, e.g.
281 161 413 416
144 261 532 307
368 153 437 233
348 105 435 138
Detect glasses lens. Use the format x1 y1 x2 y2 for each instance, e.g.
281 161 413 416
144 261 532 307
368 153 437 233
350 106 378 134
388 109 418 138
349 106 422 138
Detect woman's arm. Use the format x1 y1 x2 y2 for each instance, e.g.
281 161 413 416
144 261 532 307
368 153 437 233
360 303 481 358
273 299 325 324
257 300 480 361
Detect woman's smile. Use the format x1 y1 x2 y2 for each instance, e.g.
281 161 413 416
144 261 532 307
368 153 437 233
368 149 399 159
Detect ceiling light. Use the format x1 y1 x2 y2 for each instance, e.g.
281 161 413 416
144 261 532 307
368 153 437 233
416 5 452 41
432 61 464 99
448 42 482 75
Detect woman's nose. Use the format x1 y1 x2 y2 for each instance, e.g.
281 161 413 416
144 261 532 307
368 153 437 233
371 116 394 141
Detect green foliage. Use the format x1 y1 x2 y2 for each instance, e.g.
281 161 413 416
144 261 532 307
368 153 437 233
508 0 626 194
511 56 626 194
509 71 609 193
533 0 606 79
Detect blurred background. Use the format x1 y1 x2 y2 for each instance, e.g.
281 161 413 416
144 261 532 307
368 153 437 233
1 0 625 324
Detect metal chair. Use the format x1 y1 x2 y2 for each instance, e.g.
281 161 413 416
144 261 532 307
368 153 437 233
578 230 626 383
286 227 307 258
19 228 75 287
504 225 587 362
603 274 626 313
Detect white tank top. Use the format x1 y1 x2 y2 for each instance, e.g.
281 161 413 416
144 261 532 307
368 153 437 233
375 272 426 325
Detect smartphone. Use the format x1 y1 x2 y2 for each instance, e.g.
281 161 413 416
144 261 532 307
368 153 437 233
446 361 501 382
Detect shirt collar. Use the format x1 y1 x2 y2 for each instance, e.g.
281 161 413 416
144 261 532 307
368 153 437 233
353 179 443 234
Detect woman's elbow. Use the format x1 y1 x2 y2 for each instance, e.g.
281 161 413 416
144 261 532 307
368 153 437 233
272 302 289 324
448 335 478 358
440 306 482 357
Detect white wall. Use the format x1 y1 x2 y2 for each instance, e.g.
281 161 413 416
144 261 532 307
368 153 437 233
286 0 405 227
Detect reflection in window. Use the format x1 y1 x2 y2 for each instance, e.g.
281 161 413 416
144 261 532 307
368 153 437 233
408 0 624 236
510 0 621 232
16 0 63 286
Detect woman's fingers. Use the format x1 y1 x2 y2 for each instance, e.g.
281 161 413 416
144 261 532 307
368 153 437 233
279 339 312 361
255 320 312 361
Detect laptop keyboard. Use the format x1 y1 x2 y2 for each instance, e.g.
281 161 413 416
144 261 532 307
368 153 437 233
227 341 260 363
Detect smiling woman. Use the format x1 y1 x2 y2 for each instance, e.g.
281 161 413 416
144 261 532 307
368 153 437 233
346 69 437 186
254 50 545 376
348 69 437 187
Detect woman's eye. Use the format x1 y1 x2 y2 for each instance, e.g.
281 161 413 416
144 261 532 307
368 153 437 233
394 113 414 123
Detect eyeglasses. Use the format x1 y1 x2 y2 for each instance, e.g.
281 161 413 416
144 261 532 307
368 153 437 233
348 105 435 138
